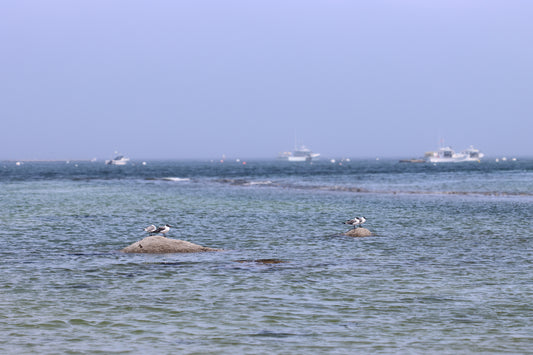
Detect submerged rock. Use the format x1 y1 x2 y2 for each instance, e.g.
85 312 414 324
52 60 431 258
344 228 372 237
121 236 220 254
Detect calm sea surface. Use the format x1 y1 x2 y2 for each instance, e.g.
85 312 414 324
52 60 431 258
1 159 532 354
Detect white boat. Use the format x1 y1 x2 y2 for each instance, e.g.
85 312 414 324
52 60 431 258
105 155 130 165
461 146 484 160
425 145 484 163
279 145 320 162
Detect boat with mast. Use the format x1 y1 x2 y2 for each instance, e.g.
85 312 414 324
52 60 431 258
278 145 320 162
425 145 484 163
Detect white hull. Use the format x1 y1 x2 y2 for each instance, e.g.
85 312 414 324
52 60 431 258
105 155 130 165
287 156 308 162
426 146 484 163
427 156 481 163
279 146 320 162
106 159 128 165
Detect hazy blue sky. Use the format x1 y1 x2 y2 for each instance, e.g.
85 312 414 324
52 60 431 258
1 0 532 160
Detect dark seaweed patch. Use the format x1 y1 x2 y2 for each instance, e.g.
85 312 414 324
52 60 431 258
234 259 288 264
253 330 296 338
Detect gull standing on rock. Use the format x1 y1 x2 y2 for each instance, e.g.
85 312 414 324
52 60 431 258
154 224 172 236
144 225 157 234
343 216 366 229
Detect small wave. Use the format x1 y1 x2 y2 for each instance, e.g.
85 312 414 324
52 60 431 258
216 178 274 186
161 177 190 182
244 180 273 186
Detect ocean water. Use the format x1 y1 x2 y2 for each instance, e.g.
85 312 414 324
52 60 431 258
1 159 532 354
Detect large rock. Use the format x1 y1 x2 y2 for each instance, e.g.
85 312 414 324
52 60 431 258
344 228 372 237
121 236 220 254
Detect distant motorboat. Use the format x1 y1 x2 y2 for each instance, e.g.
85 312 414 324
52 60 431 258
461 146 485 160
425 146 484 163
278 145 320 162
105 155 130 165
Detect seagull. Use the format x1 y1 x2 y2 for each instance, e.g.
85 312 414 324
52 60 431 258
144 224 157 234
154 224 172 236
343 216 366 229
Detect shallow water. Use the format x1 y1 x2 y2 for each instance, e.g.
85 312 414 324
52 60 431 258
1 159 532 353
